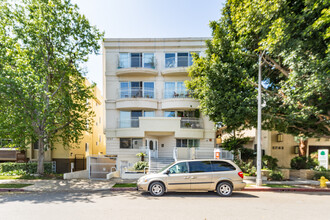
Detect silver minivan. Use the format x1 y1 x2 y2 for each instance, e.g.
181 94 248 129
137 159 246 196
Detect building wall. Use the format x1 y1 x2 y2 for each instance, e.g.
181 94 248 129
103 38 216 167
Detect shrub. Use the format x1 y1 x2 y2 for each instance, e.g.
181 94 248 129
269 170 283 181
290 156 318 170
236 160 256 176
262 155 278 170
0 162 54 174
313 171 330 180
133 161 148 171
240 148 255 161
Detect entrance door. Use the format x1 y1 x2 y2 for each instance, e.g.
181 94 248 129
147 139 158 158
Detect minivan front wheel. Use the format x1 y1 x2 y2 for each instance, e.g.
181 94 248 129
216 182 233 197
149 182 165 196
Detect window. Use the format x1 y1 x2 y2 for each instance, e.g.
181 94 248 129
176 139 200 148
120 81 154 98
165 52 199 68
144 111 155 117
120 138 143 149
164 111 175 117
211 161 236 172
168 162 188 174
119 53 155 68
85 143 89 152
119 110 154 128
188 161 212 173
33 140 39 150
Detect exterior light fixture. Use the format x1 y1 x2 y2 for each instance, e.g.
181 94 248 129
277 133 283 142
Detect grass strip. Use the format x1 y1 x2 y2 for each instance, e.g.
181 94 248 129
0 184 32 188
263 184 296 188
113 183 137 188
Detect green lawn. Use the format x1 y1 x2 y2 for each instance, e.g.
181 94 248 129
0 174 63 180
113 183 137 188
0 184 32 188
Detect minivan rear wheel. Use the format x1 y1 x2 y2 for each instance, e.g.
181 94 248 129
216 182 233 197
149 182 165 196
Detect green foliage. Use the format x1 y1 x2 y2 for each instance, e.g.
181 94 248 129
187 0 330 137
268 170 283 181
240 148 255 161
290 156 318 170
0 162 54 174
262 155 279 170
136 152 146 161
221 136 250 158
0 0 103 174
313 171 330 180
236 160 256 176
133 161 149 171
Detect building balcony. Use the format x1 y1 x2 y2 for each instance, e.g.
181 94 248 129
116 99 158 110
161 98 199 110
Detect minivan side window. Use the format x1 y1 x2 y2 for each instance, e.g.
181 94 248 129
188 161 212 173
211 161 236 172
168 162 188 174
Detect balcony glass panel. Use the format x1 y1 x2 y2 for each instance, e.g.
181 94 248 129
143 82 154 98
164 111 175 117
131 53 142 67
165 53 175 68
164 82 175 98
119 53 129 68
180 118 203 129
144 53 155 69
177 53 189 67
144 111 155 117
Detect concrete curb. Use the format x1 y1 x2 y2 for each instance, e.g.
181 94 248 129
243 188 330 192
110 187 137 191
0 188 25 192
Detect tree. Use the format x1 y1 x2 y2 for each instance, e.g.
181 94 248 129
187 0 330 156
0 0 103 174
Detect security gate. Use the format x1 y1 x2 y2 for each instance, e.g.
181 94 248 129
89 156 117 179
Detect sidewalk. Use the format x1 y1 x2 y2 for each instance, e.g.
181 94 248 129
0 179 115 192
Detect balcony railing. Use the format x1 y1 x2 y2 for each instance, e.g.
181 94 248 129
165 56 193 68
119 88 155 99
118 56 155 69
180 118 203 129
118 118 140 128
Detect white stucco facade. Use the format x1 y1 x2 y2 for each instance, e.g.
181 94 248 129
103 38 216 168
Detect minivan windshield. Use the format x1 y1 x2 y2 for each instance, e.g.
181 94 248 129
158 162 175 173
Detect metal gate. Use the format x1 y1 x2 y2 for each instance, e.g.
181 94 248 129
89 156 117 179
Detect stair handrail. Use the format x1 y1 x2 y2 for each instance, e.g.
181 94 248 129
173 147 177 162
148 148 151 172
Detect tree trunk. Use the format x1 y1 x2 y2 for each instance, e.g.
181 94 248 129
37 137 45 175
299 138 308 157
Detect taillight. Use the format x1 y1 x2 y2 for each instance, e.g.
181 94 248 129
238 171 244 179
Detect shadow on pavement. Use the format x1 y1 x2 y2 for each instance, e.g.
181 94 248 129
0 191 113 204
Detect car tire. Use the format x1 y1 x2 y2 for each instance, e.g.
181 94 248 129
149 182 165 196
216 182 233 197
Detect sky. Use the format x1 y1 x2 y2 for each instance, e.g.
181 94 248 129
71 0 226 92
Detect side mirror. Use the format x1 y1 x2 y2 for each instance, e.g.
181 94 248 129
165 170 170 175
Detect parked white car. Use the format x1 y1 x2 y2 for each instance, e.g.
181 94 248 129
137 159 246 196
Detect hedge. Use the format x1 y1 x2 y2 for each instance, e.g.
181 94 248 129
0 162 54 174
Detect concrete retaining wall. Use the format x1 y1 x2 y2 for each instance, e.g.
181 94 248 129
63 170 89 179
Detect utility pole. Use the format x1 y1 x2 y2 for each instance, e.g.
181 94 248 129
256 52 264 187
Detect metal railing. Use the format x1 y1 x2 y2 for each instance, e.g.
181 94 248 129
165 56 193 68
119 88 155 99
180 118 203 129
118 118 140 128
118 56 155 69
173 147 178 162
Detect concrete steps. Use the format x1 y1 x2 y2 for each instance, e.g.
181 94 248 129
149 157 174 173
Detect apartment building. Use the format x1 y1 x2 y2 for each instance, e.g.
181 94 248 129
103 38 216 171
25 80 106 173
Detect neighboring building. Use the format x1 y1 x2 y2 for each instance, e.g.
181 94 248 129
222 128 330 168
25 80 105 173
103 38 216 173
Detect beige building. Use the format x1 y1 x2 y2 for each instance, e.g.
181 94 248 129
25 80 105 173
103 38 216 172
223 128 330 168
